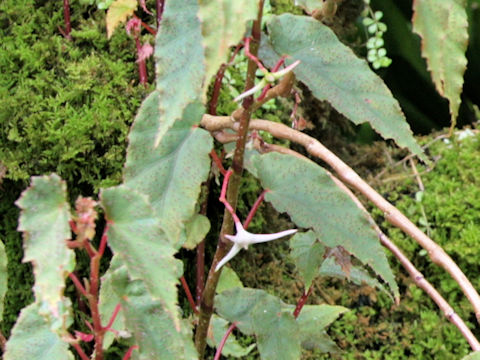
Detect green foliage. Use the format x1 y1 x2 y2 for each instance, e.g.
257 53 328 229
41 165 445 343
198 0 258 91
16 175 75 324
247 152 398 298
4 303 74 360
0 240 7 321
413 0 469 128
154 0 205 145
216 287 347 359
123 93 213 246
0 0 145 193
109 262 198 360
101 185 183 327
266 14 425 160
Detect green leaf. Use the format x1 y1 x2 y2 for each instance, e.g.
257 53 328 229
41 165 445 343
184 214 211 250
110 265 198 360
216 288 301 360
266 14 425 160
16 174 75 322
0 240 7 321
198 0 258 90
154 0 205 145
296 304 348 353
208 315 256 358
99 256 129 350
247 152 398 298
216 266 244 294
106 0 137 38
412 0 468 127
101 185 183 329
124 92 213 246
4 303 74 360
289 230 325 289
463 352 480 360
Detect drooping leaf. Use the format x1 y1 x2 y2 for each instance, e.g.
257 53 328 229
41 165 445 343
124 92 213 246
216 266 244 294
99 256 129 350
216 288 301 360
289 230 325 289
208 315 256 358
16 174 75 322
0 240 7 321
266 14 425 160
247 152 398 298
154 0 205 145
198 0 258 90
184 214 211 249
101 185 183 328
296 304 348 353
106 0 137 38
4 303 74 360
110 265 197 360
324 246 352 277
412 0 468 128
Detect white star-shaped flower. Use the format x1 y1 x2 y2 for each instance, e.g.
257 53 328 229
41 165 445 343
215 220 297 272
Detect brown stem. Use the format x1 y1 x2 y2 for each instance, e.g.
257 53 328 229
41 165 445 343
200 115 480 323
89 250 105 360
293 286 313 318
0 329 6 353
196 178 212 306
62 0 72 40
194 2 264 358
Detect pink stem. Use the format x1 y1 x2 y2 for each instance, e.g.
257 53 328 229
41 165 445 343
244 37 267 72
256 56 287 101
135 37 148 86
71 341 90 360
180 276 198 314
69 272 88 297
243 190 268 230
219 171 241 224
156 0 165 27
213 322 238 360
104 303 121 330
98 223 109 257
123 345 139 360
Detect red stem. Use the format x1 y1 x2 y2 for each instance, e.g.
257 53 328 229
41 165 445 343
135 37 148 86
210 149 227 175
209 43 243 115
293 285 313 319
62 0 72 40
104 303 121 330
257 56 286 101
180 276 198 314
98 223 109 257
219 171 241 224
72 342 90 360
243 190 268 230
244 37 266 72
123 345 139 360
156 0 165 27
214 322 238 360
69 272 88 297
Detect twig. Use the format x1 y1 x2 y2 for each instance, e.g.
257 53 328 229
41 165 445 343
180 276 198 314
200 115 480 322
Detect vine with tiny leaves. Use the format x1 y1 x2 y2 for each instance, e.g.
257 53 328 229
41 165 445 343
2 0 479 359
